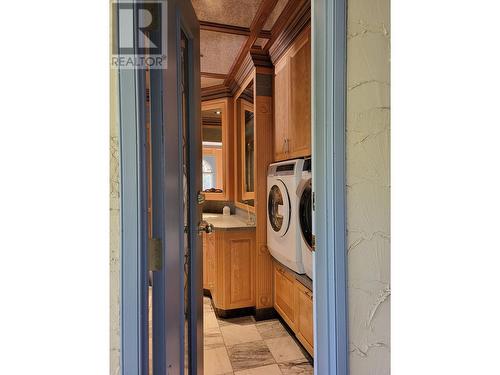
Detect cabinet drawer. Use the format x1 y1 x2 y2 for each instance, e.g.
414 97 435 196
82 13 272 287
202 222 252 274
273 263 296 330
295 280 314 356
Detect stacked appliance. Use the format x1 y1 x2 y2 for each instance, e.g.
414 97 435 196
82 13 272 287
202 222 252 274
297 158 313 279
267 158 313 279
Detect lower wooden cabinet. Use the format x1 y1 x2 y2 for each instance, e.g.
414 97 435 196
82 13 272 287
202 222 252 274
295 279 314 355
273 260 314 357
273 262 297 330
202 232 216 291
203 229 256 311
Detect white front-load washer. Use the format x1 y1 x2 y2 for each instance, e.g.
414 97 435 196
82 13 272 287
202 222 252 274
267 159 305 274
297 158 313 279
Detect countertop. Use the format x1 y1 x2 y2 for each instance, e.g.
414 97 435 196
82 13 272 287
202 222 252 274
202 213 256 230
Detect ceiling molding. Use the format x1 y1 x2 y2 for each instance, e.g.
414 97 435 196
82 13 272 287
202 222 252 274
224 0 279 87
201 72 227 79
201 84 233 101
231 50 273 95
267 0 311 63
200 20 271 39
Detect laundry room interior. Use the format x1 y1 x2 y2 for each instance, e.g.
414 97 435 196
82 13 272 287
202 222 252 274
192 0 314 373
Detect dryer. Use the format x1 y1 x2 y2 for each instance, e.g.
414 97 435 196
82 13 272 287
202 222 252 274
297 158 313 279
267 159 305 274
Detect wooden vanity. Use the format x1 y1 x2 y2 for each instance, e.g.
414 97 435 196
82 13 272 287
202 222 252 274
202 214 256 317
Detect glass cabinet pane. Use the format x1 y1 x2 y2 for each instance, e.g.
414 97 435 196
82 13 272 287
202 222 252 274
244 110 254 193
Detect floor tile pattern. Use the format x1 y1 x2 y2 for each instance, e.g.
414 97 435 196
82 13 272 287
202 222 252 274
203 297 313 375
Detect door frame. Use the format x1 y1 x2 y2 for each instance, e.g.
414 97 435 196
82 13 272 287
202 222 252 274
116 0 202 374
115 1 149 374
117 0 348 373
312 0 349 374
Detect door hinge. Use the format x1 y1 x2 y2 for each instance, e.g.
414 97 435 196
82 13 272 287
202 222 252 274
197 191 206 205
148 238 163 271
312 191 315 211
311 234 316 251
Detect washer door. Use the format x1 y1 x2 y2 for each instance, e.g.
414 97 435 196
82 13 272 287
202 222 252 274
268 179 291 237
299 179 313 250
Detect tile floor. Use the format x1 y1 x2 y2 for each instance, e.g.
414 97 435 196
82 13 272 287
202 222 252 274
203 297 313 375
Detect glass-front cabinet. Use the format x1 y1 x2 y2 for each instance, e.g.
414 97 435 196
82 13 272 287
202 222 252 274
201 98 230 200
235 80 255 210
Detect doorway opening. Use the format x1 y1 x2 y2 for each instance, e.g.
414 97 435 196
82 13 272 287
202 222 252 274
117 0 348 373
193 1 315 374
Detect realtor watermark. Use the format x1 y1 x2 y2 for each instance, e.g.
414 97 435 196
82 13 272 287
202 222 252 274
111 0 166 69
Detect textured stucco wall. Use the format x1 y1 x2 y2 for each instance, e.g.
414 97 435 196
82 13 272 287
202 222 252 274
110 8 121 373
346 0 390 373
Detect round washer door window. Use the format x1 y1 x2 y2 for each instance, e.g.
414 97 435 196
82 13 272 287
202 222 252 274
268 179 291 237
299 179 313 250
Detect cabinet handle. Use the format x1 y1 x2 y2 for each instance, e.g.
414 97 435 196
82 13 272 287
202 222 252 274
286 138 290 154
282 139 286 154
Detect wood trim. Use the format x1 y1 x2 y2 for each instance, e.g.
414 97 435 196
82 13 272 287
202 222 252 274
233 51 273 94
201 84 232 101
224 0 279 87
267 0 311 63
254 73 274 310
200 20 271 39
233 72 254 102
201 72 227 79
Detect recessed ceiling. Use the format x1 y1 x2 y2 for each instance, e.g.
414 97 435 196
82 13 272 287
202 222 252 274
192 0 262 28
200 30 247 75
193 0 295 91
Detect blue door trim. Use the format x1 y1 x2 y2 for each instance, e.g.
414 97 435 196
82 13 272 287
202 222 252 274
117 1 149 374
312 0 348 373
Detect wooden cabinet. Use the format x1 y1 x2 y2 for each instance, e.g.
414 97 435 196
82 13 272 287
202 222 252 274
202 232 216 291
204 229 256 311
273 262 297 330
274 60 290 161
219 231 256 309
273 27 311 161
273 260 314 356
295 280 314 356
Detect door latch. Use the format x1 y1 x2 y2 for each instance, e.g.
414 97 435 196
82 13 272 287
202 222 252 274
148 238 163 271
198 220 214 235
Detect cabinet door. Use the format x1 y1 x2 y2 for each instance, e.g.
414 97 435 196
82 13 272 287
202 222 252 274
206 232 216 291
288 29 311 158
274 59 290 161
203 232 216 291
273 263 296 330
203 233 209 289
295 280 314 356
223 231 255 309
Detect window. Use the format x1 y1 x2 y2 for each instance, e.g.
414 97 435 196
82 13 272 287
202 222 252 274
202 156 216 191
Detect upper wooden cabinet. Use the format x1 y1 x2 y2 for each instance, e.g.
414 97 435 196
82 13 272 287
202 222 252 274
273 27 311 161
